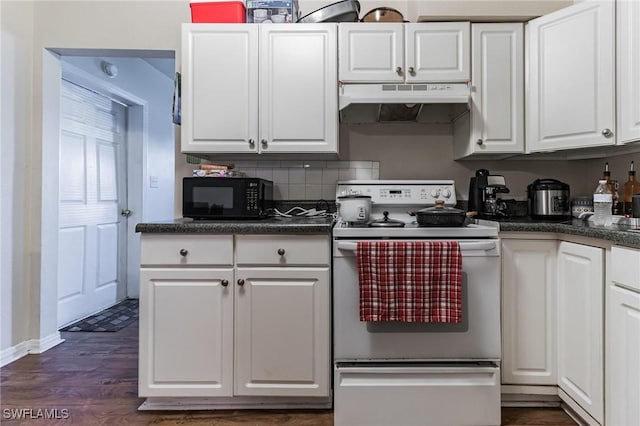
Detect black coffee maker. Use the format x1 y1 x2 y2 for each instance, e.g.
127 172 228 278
468 169 511 218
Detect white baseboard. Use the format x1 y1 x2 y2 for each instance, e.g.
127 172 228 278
139 396 332 411
0 332 64 367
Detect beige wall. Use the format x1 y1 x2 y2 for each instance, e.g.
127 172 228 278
1 0 190 356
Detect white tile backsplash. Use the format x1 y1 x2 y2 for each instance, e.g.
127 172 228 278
288 184 306 199
289 168 306 184
322 168 340 185
305 169 323 184
210 159 380 201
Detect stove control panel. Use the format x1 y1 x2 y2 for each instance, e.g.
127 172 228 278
336 180 457 206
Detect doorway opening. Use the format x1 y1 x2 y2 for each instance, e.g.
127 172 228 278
42 49 176 330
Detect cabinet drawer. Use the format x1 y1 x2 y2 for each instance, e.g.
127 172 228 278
141 234 233 266
236 235 329 266
611 246 640 292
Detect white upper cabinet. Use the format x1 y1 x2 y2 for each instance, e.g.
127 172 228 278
181 23 338 154
258 25 338 153
617 0 640 144
338 22 470 83
453 23 524 158
526 1 615 153
182 25 259 153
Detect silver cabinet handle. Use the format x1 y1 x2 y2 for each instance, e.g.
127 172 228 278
602 128 613 138
277 248 285 256
248 139 256 147
395 66 402 75
408 66 415 75
237 279 245 286
476 139 484 146
221 279 229 287
179 249 188 257
121 209 132 217
261 139 268 148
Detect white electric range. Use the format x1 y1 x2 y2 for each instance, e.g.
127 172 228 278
332 180 501 426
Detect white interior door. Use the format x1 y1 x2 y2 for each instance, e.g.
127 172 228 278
57 79 127 327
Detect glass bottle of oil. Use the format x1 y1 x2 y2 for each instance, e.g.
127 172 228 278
623 161 640 216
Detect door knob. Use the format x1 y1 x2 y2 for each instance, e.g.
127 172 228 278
179 249 188 257
477 139 484 146
261 139 268 149
395 67 403 75
602 128 613 138
221 279 229 287
237 279 245 286
248 139 256 148
408 66 415 75
277 248 285 256
120 209 132 217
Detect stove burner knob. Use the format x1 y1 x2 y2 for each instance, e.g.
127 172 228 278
430 189 440 198
441 189 452 198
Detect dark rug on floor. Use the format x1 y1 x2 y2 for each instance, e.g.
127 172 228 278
60 299 138 332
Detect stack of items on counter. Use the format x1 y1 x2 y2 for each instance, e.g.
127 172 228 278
189 0 299 24
193 163 245 177
590 161 640 226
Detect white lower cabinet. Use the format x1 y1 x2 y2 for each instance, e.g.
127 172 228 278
139 233 331 402
235 267 330 396
607 246 640 426
139 268 234 397
556 241 604 425
501 239 557 385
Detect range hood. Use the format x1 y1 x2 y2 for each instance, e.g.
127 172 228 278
339 83 471 123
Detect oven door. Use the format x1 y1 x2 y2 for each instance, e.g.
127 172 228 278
332 239 501 361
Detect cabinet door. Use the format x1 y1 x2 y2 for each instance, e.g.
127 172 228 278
469 23 523 155
406 22 470 83
181 24 259 153
259 24 338 153
606 284 640 426
139 268 234 397
338 23 404 83
617 0 640 144
557 242 604 424
501 239 557 385
234 267 330 397
526 1 615 152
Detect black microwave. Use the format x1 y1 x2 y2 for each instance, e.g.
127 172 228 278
183 177 274 219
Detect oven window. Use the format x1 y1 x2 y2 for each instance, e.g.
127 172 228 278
192 187 233 213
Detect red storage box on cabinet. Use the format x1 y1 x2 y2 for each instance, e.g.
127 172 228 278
190 1 246 23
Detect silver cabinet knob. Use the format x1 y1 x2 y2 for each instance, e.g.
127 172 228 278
408 66 415 75
261 139 268 148
602 128 613 138
221 279 229 287
477 139 484 146
237 279 245 286
121 209 132 217
248 139 256 147
277 248 285 256
179 249 188 257
395 67 402 75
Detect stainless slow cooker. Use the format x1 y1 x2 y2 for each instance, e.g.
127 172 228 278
527 178 571 219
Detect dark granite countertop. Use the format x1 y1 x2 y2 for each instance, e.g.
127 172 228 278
135 215 335 235
489 217 640 248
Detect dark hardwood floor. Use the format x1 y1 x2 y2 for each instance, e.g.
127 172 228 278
1 321 577 425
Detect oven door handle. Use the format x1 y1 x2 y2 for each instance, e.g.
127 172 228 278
336 241 497 253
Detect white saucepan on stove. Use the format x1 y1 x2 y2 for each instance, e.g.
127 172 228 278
337 194 371 223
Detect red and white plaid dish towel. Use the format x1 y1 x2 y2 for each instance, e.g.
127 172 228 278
357 241 462 323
